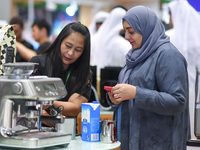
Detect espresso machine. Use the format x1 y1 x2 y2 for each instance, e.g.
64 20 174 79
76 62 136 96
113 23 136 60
195 68 200 139
0 62 72 149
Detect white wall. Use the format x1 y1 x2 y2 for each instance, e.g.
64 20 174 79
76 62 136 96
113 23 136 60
0 0 11 23
120 0 161 18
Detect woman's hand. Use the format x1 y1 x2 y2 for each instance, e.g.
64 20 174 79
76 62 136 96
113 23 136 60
108 84 136 105
42 110 54 127
42 104 51 110
42 109 50 116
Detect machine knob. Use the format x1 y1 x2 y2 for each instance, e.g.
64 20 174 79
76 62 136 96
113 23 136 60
12 82 23 94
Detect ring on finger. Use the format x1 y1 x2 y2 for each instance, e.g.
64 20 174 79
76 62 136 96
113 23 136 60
116 94 119 98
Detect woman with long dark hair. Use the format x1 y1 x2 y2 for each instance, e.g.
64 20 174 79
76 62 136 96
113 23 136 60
29 22 91 117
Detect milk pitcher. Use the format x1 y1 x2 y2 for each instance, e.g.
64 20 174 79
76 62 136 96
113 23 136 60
100 120 117 143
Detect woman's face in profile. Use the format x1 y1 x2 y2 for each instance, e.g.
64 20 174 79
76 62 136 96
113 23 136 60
123 20 143 49
60 32 84 70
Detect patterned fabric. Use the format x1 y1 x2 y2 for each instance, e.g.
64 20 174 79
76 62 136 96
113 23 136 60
0 25 16 75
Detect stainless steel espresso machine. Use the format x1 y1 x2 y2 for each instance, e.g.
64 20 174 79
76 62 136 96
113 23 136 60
195 69 200 139
0 62 72 149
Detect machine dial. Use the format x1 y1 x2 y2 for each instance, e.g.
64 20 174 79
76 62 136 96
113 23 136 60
12 82 23 94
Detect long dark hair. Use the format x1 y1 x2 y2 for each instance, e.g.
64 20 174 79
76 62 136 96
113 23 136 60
44 22 91 100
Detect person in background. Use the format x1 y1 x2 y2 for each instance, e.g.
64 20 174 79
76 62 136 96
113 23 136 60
88 11 109 37
17 19 51 61
107 6 190 150
29 22 92 122
112 5 128 38
90 7 131 75
165 0 200 140
9 16 34 62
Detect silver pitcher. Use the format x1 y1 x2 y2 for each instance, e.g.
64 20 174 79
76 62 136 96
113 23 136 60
100 120 117 143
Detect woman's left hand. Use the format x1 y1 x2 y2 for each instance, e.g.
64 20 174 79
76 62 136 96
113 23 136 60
109 84 136 104
42 104 51 110
42 110 54 127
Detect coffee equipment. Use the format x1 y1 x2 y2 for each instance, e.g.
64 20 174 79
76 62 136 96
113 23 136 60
101 120 117 143
195 68 200 139
0 62 72 149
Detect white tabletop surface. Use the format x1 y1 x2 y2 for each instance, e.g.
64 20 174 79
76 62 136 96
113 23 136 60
0 136 120 150
48 136 121 150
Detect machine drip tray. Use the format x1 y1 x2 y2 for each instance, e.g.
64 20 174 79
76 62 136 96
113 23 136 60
187 139 200 147
0 132 72 149
12 131 68 139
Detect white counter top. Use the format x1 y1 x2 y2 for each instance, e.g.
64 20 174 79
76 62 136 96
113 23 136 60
0 136 120 150
48 136 121 150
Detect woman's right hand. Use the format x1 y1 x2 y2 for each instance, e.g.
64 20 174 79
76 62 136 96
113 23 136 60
108 83 136 105
108 92 120 105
